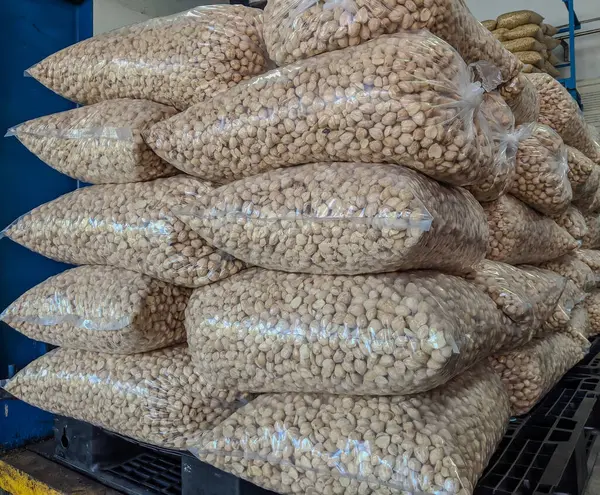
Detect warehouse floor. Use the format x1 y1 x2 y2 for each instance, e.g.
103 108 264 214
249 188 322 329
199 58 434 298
586 462 600 494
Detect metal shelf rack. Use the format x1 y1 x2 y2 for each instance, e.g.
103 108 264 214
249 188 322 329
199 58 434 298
557 0 583 108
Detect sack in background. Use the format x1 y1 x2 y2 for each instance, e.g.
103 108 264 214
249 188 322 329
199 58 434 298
490 332 587 416
484 195 578 264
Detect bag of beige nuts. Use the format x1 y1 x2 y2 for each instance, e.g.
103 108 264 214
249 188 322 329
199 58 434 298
146 31 514 189
527 73 600 163
553 206 589 241
538 254 596 292
1 266 190 354
1 176 244 288
498 74 540 126
6 100 178 184
567 147 600 211
466 92 523 202
542 279 586 332
27 6 269 111
510 123 571 216
186 267 529 396
261 0 521 83
469 260 566 332
190 363 510 495
584 290 600 337
489 332 588 416
178 162 489 275
4 346 250 449
483 194 578 265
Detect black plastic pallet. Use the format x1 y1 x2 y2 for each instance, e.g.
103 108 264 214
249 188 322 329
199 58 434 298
44 417 275 495
39 363 600 495
475 352 600 495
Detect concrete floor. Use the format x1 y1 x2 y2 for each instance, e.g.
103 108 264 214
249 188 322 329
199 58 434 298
586 463 600 494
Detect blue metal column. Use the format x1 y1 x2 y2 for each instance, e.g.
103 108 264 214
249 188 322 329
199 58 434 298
557 0 583 107
0 0 93 451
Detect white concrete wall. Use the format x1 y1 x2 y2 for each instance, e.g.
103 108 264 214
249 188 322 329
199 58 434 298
93 0 229 35
466 0 600 81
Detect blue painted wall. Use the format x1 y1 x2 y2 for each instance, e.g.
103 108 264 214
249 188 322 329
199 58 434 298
0 0 93 451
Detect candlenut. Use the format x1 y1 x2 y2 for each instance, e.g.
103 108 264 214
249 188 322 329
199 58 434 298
1 266 190 354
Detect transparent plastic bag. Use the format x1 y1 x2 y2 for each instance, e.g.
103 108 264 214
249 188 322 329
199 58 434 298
146 32 507 188
489 332 587 416
574 249 600 279
4 346 250 449
584 291 600 337
499 74 540 125
588 188 600 215
503 37 546 53
538 255 596 292
542 280 586 332
567 147 600 205
582 214 600 249
484 195 578 264
553 206 589 241
1 177 245 288
178 162 488 275
469 260 566 330
261 0 520 82
528 73 600 163
466 93 522 202
186 268 524 396
567 305 591 338
1 266 190 354
504 24 544 42
497 11 544 30
27 6 268 111
510 123 571 215
6 99 178 184
190 363 510 495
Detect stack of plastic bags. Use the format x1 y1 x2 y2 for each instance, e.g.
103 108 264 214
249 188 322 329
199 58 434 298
482 10 561 77
0 2 598 494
